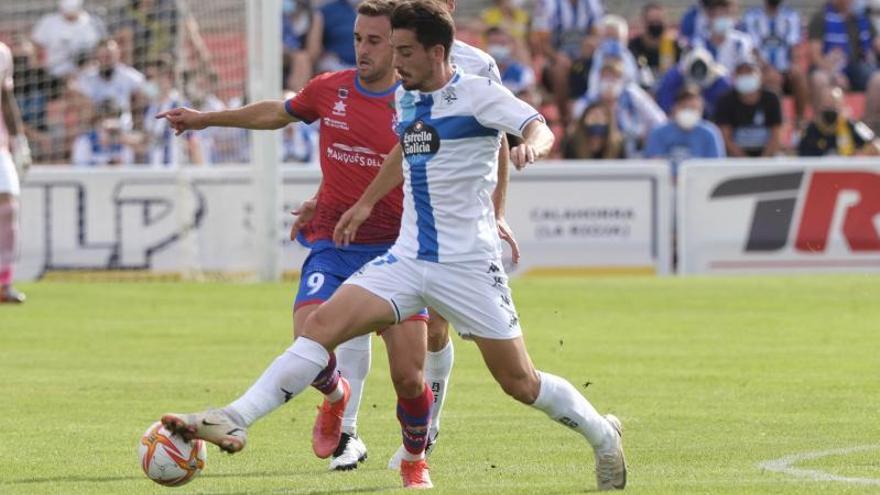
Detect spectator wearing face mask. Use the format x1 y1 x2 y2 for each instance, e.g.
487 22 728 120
798 85 880 156
741 0 808 127
486 27 537 100
713 61 782 157
31 0 107 79
482 0 531 61
575 58 666 158
139 57 203 166
655 47 732 119
645 86 726 166
563 101 625 159
629 3 681 90
693 0 756 75
586 15 640 101
75 39 146 131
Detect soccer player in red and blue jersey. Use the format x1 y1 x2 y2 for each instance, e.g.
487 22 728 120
157 0 436 478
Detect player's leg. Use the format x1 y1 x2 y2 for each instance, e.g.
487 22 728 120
424 259 626 490
328 333 371 470
472 335 625 490
424 308 453 443
388 308 450 469
161 284 396 454
0 151 23 304
293 257 374 466
381 317 434 488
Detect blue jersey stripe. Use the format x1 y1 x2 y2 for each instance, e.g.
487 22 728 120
406 94 440 262
411 155 439 262
430 115 498 140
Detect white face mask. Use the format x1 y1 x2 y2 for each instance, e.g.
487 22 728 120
599 79 623 98
734 74 761 94
142 81 160 101
676 108 701 130
711 16 735 35
487 44 512 63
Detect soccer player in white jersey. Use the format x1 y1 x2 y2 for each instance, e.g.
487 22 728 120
160 1 626 491
0 41 32 304
380 0 522 470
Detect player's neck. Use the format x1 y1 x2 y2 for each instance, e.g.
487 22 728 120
421 63 454 93
358 72 398 94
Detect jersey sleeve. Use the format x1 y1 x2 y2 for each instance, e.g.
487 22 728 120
472 79 544 137
284 75 323 123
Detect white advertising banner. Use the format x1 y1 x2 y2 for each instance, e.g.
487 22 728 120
17 162 671 281
678 158 880 274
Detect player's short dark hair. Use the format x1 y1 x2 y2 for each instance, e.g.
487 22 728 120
358 0 397 18
390 0 455 61
676 85 702 105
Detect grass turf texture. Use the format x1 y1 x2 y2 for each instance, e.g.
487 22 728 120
1 276 878 494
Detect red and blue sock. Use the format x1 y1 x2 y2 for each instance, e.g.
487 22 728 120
397 384 433 459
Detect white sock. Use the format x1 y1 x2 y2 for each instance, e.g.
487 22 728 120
226 337 329 427
424 339 454 438
401 449 425 462
531 371 615 451
336 333 372 435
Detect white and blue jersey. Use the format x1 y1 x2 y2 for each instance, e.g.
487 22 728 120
391 69 542 263
741 6 801 72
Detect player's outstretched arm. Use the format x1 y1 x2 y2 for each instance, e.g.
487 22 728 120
156 100 297 136
510 120 554 170
333 145 404 246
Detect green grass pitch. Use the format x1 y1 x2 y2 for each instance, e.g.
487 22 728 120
1 276 878 494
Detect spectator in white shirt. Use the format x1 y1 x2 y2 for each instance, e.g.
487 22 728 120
575 58 667 157
75 39 146 131
31 0 106 78
72 111 135 167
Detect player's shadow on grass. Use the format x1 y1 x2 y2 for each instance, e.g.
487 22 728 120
3 470 401 494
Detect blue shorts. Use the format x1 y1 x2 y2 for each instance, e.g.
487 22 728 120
293 240 429 321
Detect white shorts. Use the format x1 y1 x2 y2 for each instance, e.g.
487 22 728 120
0 149 20 196
345 252 522 340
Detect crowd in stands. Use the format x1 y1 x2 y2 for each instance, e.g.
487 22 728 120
6 0 880 166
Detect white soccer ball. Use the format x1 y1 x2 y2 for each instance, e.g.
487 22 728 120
138 421 207 487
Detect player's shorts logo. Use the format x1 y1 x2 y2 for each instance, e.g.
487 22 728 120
402 120 440 159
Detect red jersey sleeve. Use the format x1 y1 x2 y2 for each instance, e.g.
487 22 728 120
284 73 328 123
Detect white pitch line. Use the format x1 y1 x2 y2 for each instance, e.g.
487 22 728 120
758 445 880 486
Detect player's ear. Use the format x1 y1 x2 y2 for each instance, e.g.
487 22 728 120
431 44 445 63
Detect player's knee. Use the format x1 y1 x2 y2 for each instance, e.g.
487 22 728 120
390 366 424 398
300 309 337 347
427 320 449 352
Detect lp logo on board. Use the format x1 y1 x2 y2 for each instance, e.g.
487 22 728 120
710 171 880 252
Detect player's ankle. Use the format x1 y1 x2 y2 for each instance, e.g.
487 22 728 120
326 381 345 403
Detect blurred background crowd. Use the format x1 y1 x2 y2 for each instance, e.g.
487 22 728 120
2 0 880 168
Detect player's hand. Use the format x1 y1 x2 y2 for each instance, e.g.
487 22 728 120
11 135 32 177
510 144 536 170
154 107 206 136
497 216 521 265
333 202 373 247
290 198 317 240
